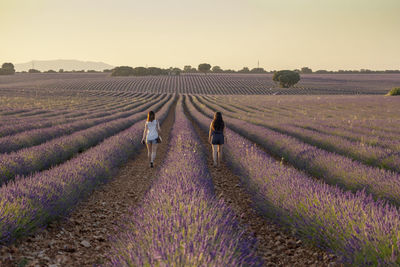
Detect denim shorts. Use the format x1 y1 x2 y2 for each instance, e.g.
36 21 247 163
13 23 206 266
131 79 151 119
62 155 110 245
211 133 224 145
146 139 157 144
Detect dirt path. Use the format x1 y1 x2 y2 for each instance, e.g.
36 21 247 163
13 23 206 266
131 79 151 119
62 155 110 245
183 102 338 267
0 102 176 267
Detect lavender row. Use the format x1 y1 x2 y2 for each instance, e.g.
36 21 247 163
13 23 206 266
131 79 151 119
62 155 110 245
291 121 400 151
292 121 400 148
0 96 175 244
190 96 400 206
0 92 144 127
0 94 152 147
204 95 400 152
0 94 153 138
0 96 115 122
185 97 400 266
0 95 171 185
0 91 145 121
254 123 400 172
3 93 149 127
12 73 400 95
206 95 400 134
109 98 261 266
209 94 400 120
197 95 400 172
0 94 162 153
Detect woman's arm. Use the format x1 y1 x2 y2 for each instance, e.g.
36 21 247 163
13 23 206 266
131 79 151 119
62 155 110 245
142 123 148 141
157 120 161 135
208 124 212 144
224 124 227 143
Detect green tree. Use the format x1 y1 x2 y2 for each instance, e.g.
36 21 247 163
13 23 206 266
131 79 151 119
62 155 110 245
183 65 192 72
315 70 329 74
272 70 301 88
301 67 312 74
132 67 148 76
250 67 266 73
212 66 223 73
238 67 250 73
0 62 15 75
223 69 236 73
170 67 181 75
28 69 41 73
198 63 211 74
147 67 163 75
111 66 134 76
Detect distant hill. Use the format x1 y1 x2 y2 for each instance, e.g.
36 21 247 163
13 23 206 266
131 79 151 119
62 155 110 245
15 59 114 72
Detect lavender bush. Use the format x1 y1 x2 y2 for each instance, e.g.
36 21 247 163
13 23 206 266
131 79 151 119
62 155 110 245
200 95 400 169
291 122 400 151
258 123 400 172
109 98 261 266
0 96 175 243
190 96 400 205
0 94 162 153
205 95 400 134
0 93 156 138
0 95 171 185
185 96 400 265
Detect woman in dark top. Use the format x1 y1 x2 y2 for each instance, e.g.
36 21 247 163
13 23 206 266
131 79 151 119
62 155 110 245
208 112 226 167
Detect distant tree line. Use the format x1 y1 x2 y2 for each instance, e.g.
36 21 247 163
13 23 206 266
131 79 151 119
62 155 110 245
297 67 400 74
111 66 182 77
24 69 103 73
111 64 400 76
3 61 399 76
111 64 275 76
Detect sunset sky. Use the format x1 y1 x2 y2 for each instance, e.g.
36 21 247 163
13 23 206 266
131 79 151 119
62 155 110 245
1 0 399 71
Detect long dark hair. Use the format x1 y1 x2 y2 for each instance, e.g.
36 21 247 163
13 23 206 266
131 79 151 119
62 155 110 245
147 111 155 122
211 112 224 132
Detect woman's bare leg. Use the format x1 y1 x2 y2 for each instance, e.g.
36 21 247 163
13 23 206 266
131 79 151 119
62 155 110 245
212 145 218 166
146 143 152 162
217 145 223 167
151 143 158 163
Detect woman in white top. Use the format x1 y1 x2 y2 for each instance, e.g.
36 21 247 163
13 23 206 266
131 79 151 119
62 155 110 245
141 110 161 168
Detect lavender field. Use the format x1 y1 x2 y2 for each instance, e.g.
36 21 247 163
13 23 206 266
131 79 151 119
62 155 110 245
0 74 399 266
1 72 400 95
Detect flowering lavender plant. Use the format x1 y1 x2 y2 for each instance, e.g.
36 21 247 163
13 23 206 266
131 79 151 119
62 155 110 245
0 97 175 243
185 96 400 265
108 98 261 266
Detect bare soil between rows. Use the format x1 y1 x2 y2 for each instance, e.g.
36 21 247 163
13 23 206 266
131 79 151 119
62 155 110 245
0 102 176 267
183 99 339 267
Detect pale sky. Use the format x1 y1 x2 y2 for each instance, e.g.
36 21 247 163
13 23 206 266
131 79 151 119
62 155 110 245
1 0 399 71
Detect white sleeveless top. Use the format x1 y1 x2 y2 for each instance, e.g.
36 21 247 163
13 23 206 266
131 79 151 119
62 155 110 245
146 119 159 141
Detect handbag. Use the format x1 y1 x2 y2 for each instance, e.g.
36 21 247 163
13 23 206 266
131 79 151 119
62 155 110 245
156 136 162 143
